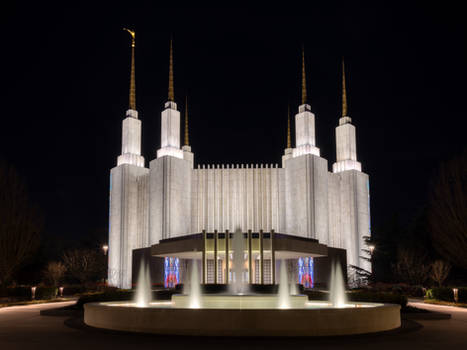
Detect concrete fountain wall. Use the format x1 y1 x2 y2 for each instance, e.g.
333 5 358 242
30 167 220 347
84 301 401 337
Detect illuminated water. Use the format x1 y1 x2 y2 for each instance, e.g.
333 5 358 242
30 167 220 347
329 260 347 308
231 229 246 294
278 260 290 308
134 260 151 307
189 260 201 308
132 233 355 311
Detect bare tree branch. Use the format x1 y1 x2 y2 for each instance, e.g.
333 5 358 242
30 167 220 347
429 152 467 269
0 160 42 286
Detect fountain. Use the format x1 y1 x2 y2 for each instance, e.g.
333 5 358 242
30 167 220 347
278 259 290 308
188 260 201 308
231 230 246 294
329 260 347 308
85 230 401 336
134 260 151 307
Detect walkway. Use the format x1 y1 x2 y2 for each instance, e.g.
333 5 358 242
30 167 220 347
0 301 466 349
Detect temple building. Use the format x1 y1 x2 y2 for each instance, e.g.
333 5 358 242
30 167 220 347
108 32 371 289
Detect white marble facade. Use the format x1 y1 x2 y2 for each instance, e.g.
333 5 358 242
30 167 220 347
108 102 371 288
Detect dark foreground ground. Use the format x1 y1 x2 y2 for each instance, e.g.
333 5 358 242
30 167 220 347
0 301 466 350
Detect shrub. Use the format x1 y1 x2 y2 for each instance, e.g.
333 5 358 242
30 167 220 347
348 291 408 307
250 284 278 294
407 286 425 298
62 285 87 296
426 287 454 302
303 289 328 301
6 287 32 299
202 284 229 294
76 288 178 308
76 289 134 308
457 288 467 303
35 287 57 300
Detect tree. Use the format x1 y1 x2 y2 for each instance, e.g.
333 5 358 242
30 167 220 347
0 160 42 287
62 249 105 284
430 260 451 286
43 261 67 287
429 152 467 269
393 247 431 285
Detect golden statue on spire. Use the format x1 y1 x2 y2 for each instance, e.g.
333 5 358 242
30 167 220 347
184 96 189 146
342 57 348 117
123 28 135 47
301 45 307 105
287 105 291 149
168 37 174 102
123 28 136 110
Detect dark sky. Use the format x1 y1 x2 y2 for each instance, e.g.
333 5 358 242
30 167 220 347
1 3 466 244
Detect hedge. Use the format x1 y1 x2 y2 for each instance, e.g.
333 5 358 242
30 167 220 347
348 291 408 307
458 288 467 303
35 287 58 300
303 289 407 307
426 287 454 302
303 290 328 301
6 287 32 299
77 290 135 308
426 287 467 303
76 288 176 309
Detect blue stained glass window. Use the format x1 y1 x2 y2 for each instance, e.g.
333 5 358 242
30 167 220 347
164 257 180 288
298 257 314 288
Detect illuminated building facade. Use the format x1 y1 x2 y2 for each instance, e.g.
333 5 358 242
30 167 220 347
108 34 371 289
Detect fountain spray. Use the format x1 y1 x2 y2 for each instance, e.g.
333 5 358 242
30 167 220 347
231 229 245 294
189 259 201 308
278 259 291 308
134 259 151 307
329 260 347 308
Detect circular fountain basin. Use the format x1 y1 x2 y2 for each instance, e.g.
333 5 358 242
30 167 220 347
84 295 401 337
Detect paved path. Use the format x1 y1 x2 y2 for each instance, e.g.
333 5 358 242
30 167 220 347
0 301 466 349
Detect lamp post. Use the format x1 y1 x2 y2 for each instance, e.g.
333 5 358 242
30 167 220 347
31 286 36 300
59 286 64 298
368 244 375 283
102 244 109 285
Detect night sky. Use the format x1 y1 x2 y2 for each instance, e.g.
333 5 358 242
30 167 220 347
1 3 466 246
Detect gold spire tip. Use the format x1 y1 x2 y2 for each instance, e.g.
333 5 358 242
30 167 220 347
342 57 348 117
287 105 291 149
168 37 174 102
184 96 189 146
123 28 135 47
124 28 136 110
301 45 307 105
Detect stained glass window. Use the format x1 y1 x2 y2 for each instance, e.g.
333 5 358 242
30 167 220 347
298 257 314 288
164 257 180 288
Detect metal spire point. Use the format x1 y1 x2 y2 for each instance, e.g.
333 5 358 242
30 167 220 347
301 45 307 105
168 37 174 102
184 96 189 146
123 28 136 110
342 57 348 117
287 105 291 148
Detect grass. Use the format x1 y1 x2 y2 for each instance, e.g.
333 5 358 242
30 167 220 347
424 299 467 308
0 298 75 308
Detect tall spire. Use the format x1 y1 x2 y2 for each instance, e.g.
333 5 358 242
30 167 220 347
184 96 189 146
342 57 348 117
168 37 174 102
287 105 291 148
123 28 136 110
301 45 307 105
